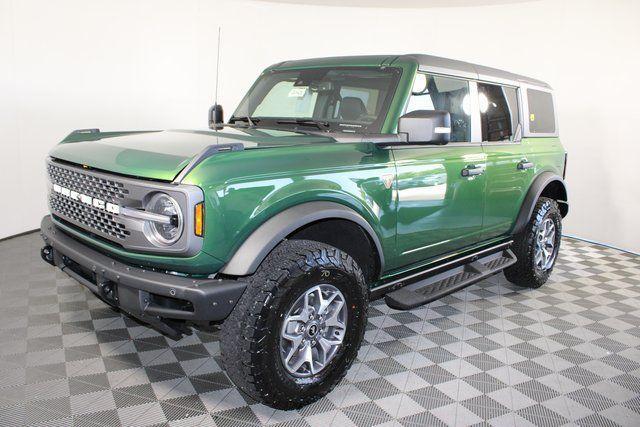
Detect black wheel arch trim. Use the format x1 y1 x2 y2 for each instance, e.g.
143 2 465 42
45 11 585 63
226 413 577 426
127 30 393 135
219 201 385 276
512 171 568 235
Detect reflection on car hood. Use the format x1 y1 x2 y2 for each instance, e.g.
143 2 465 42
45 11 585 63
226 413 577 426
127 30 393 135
49 127 337 181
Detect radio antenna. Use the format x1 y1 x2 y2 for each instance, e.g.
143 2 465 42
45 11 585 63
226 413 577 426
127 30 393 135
209 27 223 129
214 26 221 105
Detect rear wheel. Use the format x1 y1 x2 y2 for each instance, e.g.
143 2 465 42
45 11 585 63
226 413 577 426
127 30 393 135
220 239 368 409
505 197 562 288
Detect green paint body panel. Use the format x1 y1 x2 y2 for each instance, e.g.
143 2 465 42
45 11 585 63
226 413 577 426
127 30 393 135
392 144 486 266
51 128 337 181
47 55 567 288
183 142 398 270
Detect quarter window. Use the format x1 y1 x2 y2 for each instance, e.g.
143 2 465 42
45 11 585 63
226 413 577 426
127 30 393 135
527 89 556 133
406 74 471 142
478 83 520 142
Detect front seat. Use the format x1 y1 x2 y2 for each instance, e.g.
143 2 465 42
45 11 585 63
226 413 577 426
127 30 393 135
339 97 367 121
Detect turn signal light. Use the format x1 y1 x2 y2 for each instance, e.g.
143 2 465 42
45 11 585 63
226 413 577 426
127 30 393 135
194 202 204 237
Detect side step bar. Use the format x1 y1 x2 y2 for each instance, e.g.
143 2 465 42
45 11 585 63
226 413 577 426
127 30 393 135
385 249 517 310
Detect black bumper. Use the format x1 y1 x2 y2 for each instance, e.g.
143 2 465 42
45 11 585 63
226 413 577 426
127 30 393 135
40 216 246 338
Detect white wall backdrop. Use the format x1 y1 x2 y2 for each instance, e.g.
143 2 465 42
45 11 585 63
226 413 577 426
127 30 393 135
1 0 639 252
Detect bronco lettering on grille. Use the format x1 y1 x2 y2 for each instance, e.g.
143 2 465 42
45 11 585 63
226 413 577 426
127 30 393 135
53 184 121 214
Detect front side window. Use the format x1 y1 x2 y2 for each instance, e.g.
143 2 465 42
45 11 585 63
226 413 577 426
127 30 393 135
406 73 471 142
527 89 556 133
478 83 520 142
233 68 401 133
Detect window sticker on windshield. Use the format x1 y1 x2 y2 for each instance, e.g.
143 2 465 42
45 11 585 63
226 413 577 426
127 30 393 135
288 87 307 98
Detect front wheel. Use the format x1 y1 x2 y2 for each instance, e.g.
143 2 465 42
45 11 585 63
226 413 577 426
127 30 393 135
220 239 368 409
505 197 562 288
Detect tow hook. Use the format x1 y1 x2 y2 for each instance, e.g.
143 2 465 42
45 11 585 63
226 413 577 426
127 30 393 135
41 245 54 266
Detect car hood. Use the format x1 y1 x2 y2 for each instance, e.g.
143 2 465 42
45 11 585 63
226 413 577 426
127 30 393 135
49 127 336 181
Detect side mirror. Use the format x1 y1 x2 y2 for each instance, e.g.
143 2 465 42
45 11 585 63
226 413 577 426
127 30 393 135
208 104 224 129
398 110 451 144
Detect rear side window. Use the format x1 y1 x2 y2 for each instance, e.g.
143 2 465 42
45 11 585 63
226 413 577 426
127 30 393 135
527 89 556 133
478 83 519 142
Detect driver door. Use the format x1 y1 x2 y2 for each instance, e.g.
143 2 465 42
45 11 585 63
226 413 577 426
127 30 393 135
393 73 486 267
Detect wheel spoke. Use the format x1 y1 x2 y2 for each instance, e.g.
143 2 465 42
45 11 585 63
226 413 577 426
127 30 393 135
316 337 331 364
285 313 307 324
319 291 339 316
303 344 315 373
289 342 312 373
303 291 313 316
324 299 345 328
321 334 342 346
283 340 301 365
282 330 302 347
543 248 549 266
534 249 543 267
545 224 555 239
313 288 325 314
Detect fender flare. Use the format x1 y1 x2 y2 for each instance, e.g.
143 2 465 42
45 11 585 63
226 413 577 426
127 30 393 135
220 201 385 276
512 172 568 235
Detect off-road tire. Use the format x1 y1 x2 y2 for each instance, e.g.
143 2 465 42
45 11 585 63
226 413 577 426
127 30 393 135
220 239 368 410
505 197 562 288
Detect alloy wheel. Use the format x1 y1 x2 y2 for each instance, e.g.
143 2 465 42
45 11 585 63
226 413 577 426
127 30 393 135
279 284 347 377
534 218 557 271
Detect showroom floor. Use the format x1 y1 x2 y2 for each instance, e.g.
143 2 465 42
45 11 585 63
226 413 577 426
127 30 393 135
0 233 639 427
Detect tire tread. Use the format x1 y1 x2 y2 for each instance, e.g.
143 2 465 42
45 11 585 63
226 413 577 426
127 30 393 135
221 239 367 409
505 197 562 288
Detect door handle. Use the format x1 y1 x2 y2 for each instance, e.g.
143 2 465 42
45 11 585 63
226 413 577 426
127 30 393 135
517 160 534 170
461 165 485 177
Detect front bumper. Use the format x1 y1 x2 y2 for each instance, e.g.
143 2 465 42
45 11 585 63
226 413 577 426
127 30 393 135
40 215 246 338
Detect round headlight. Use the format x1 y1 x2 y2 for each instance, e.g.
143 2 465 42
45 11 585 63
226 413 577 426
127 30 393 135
144 193 183 246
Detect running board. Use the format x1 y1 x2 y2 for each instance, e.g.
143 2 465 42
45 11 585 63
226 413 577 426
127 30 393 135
384 249 517 310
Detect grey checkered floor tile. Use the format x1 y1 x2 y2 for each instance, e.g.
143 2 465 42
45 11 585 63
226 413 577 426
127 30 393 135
1 233 639 426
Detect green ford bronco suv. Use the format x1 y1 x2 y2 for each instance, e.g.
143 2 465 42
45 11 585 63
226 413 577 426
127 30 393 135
41 54 568 409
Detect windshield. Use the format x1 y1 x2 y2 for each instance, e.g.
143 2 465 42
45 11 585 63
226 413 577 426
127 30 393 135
232 67 401 133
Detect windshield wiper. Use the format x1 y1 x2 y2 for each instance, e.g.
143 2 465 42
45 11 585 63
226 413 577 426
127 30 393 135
276 119 331 130
230 116 260 127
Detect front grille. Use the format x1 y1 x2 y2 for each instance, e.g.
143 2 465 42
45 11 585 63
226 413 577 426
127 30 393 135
47 163 129 202
47 161 130 241
50 192 129 240
45 158 203 256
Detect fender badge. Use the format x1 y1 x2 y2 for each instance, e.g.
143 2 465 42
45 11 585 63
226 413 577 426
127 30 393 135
382 173 394 189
